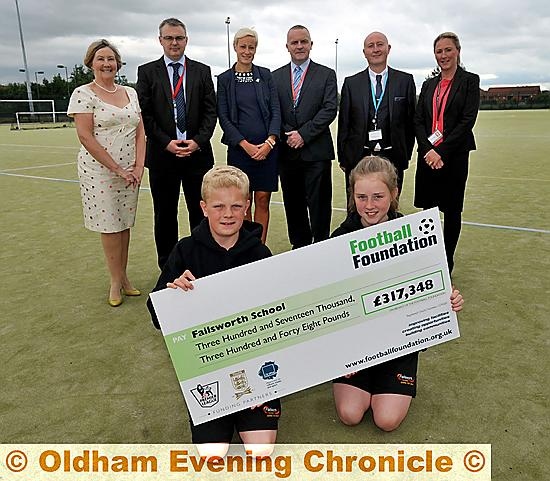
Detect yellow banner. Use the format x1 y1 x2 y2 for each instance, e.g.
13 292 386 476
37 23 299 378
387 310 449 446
1 444 490 480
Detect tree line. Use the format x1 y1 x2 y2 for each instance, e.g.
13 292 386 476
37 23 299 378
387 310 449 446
0 65 131 122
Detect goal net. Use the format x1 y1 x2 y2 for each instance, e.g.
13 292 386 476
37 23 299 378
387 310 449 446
12 111 73 130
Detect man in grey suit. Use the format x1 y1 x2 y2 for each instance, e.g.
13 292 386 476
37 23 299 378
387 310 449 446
338 31 415 194
273 25 337 249
136 18 216 269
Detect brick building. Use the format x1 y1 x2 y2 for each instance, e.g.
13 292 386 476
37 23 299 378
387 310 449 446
480 86 541 104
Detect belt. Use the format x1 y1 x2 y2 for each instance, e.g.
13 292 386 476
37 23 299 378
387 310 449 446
363 145 393 153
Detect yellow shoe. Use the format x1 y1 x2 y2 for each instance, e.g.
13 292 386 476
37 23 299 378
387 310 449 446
108 296 123 307
122 288 141 296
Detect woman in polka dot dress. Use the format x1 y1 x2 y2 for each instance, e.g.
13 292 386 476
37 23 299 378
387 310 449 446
68 39 145 307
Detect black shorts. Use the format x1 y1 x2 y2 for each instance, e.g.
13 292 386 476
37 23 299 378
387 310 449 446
333 352 418 397
190 399 281 444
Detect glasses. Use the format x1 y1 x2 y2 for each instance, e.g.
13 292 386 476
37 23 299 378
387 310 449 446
161 36 187 43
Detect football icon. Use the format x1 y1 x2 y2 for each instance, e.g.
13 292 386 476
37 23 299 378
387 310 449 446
419 218 435 235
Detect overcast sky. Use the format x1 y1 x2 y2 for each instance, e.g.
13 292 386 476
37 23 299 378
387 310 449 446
2 0 550 93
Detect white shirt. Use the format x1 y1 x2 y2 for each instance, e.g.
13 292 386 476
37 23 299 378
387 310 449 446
164 55 187 139
368 66 388 97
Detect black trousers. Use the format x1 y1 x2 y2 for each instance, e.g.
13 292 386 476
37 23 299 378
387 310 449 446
279 157 332 249
149 163 209 269
442 209 462 274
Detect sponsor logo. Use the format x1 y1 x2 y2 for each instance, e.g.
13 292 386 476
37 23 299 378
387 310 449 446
230 370 253 400
190 382 219 408
419 218 435 235
258 361 279 380
262 405 281 418
397 373 415 386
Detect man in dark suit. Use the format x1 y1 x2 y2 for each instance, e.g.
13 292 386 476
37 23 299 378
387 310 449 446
136 18 216 268
338 31 415 194
273 25 337 249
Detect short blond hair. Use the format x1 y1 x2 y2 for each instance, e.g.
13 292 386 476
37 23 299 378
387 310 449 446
201 165 250 201
233 27 258 48
84 39 122 71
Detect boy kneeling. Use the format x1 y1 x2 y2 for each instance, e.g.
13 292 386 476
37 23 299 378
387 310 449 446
147 165 280 458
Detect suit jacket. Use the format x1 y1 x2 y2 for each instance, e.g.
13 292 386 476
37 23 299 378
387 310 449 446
414 66 480 159
136 56 216 169
272 60 337 162
337 66 416 170
216 64 281 147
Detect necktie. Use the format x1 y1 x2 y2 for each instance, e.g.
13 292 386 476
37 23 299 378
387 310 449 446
170 62 186 133
375 74 383 100
293 66 303 106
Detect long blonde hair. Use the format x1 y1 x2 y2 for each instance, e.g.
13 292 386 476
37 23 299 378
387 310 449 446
348 156 399 213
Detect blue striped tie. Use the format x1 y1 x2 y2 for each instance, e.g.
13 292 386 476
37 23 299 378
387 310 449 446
170 62 186 133
293 66 303 106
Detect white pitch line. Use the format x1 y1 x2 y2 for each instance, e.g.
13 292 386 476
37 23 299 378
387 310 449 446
469 175 550 183
0 161 76 172
0 172 80 183
1 171 548 235
461 221 550 234
0 143 77 150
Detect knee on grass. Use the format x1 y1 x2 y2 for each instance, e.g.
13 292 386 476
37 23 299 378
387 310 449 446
373 411 406 432
336 406 365 426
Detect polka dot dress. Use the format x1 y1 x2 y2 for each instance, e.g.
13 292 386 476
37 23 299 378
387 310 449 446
68 85 141 233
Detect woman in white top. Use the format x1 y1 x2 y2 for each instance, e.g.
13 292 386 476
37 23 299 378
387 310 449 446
68 39 145 307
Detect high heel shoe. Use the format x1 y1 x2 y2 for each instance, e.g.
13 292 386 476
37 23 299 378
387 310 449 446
122 288 141 296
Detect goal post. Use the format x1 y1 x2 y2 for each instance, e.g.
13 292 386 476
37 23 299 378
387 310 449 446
13 111 73 130
1 99 57 125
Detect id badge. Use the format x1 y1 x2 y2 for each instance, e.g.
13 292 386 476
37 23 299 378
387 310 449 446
428 129 443 145
368 129 383 141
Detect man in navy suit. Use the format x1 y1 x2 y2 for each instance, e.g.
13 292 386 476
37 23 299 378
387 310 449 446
338 31 415 194
273 25 338 249
136 18 216 269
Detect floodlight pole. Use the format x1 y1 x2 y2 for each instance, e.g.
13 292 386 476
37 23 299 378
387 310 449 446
15 0 34 112
116 61 126 83
57 64 70 99
335 38 339 77
34 71 44 99
225 17 231 68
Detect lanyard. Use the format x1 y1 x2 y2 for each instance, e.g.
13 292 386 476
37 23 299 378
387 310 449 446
435 78 453 123
171 60 186 100
370 74 387 120
291 63 309 105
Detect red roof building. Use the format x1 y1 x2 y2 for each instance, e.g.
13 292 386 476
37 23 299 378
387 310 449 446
480 86 541 103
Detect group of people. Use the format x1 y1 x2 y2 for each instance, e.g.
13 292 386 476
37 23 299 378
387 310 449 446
67 18 477 455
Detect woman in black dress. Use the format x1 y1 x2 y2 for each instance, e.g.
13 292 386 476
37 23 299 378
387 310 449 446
217 27 281 243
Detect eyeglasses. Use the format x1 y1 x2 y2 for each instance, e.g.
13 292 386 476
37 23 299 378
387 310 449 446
161 36 187 43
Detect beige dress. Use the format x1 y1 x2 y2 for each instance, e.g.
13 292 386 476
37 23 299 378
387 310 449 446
68 84 141 233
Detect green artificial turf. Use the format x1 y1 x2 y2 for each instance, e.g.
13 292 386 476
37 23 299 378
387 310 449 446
1 110 549 481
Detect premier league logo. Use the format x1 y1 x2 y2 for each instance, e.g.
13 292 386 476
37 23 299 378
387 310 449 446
258 361 279 380
190 381 219 408
419 218 435 235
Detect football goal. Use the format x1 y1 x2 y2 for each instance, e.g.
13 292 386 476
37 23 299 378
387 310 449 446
13 110 73 130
